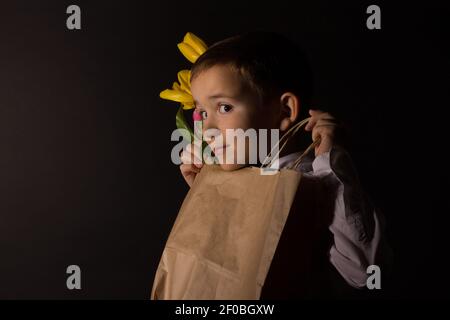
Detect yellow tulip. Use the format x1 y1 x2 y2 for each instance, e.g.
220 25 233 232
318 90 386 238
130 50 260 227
177 32 208 63
183 32 207 56
177 43 200 63
182 102 195 110
159 89 193 104
172 82 181 91
177 70 191 94
160 33 208 111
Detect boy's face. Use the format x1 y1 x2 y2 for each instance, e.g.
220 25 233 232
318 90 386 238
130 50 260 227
191 64 279 171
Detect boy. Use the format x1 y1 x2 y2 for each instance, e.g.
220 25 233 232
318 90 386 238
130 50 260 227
179 31 391 297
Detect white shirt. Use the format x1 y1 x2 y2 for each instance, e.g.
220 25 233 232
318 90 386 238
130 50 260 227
270 147 391 288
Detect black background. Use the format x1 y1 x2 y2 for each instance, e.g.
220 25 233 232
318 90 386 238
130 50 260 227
0 0 447 299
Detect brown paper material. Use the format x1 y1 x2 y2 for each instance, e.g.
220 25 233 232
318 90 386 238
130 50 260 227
151 164 303 300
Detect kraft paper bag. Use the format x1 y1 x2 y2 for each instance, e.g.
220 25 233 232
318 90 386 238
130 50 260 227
150 163 303 300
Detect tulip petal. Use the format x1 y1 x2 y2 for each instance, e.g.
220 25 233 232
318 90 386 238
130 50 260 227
172 82 181 91
177 43 200 63
160 89 193 104
182 102 195 110
183 32 208 56
178 70 191 94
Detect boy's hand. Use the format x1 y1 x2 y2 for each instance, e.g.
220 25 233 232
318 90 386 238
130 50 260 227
305 109 340 157
180 143 203 188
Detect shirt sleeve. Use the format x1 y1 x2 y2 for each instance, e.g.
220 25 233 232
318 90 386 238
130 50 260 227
308 146 392 288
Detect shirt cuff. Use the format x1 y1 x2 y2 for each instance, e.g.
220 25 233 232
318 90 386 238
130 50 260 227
312 150 333 175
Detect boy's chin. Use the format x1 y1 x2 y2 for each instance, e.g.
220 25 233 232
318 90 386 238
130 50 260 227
218 163 248 171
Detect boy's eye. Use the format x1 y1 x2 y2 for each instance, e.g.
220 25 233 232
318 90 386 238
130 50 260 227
219 104 233 113
200 110 208 120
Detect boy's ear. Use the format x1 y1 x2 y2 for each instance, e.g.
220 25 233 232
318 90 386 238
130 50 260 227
279 92 300 132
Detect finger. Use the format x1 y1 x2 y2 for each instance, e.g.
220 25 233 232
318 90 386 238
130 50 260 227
309 109 323 116
181 152 202 167
181 149 197 165
180 164 197 188
314 135 333 156
314 123 337 130
312 125 335 141
306 109 331 129
312 128 320 142
180 163 201 175
313 119 338 129
189 143 205 166
190 163 201 173
316 117 338 126
305 114 319 131
183 144 203 166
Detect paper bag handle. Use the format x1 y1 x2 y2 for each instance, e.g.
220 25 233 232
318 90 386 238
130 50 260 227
260 117 321 170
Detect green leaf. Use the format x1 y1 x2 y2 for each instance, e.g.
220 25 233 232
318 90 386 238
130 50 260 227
175 105 194 142
175 105 212 161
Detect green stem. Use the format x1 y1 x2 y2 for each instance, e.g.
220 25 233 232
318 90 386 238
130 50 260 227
175 105 210 158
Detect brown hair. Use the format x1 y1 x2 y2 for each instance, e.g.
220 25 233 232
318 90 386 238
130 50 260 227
191 31 313 113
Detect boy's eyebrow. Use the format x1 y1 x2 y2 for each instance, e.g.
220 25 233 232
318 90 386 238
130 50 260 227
194 93 237 106
208 93 236 100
